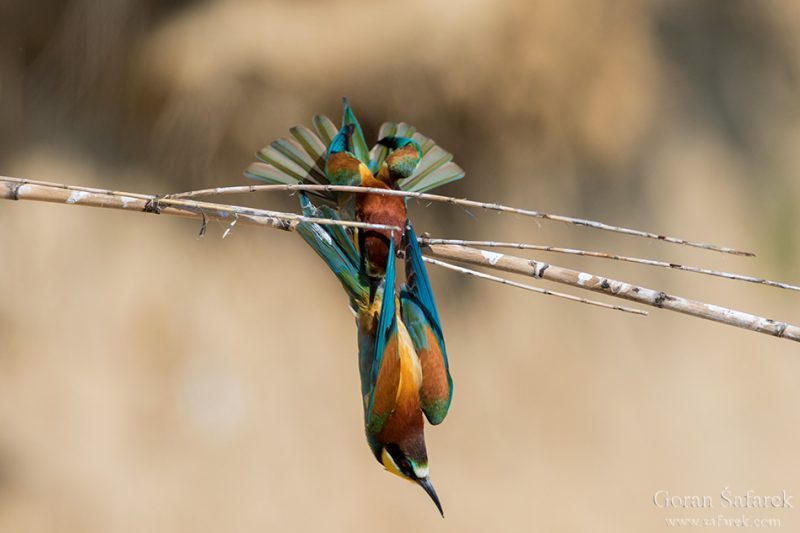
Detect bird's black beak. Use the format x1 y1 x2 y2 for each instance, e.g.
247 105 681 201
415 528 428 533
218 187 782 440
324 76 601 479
416 476 444 517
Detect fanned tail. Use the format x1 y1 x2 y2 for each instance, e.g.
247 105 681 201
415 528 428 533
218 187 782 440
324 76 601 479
370 123 465 193
246 100 465 199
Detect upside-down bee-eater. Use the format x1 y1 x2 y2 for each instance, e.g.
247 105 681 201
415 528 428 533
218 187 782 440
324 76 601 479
295 194 452 515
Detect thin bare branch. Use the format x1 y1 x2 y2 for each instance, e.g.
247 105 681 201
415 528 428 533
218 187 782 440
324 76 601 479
166 183 755 257
423 244 800 342
423 257 647 315
420 238 800 293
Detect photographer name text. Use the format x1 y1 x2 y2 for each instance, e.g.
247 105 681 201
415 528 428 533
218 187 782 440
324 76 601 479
654 488 793 509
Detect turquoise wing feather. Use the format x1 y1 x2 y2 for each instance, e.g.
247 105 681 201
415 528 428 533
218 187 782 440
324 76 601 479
295 194 366 304
317 205 359 268
370 239 396 385
401 223 441 326
400 222 452 425
298 193 359 269
364 239 399 433
327 123 353 156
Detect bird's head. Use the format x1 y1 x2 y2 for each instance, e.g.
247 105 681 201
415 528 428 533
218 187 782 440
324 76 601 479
379 442 443 516
377 136 423 183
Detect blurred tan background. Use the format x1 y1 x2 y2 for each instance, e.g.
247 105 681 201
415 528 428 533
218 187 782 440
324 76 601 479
2 0 800 531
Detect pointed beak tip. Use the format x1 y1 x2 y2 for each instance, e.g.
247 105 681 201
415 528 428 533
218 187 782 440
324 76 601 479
417 476 444 518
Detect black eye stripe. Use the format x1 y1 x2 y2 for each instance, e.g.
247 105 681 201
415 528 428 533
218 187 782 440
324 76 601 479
386 444 415 477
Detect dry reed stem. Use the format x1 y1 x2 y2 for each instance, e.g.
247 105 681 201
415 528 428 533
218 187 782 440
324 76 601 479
166 183 755 256
2 176 797 343
423 244 800 342
423 257 647 315
420 238 800 292
0 177 400 233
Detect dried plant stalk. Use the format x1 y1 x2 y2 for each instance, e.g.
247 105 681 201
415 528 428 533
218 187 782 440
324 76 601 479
419 238 800 292
423 257 647 315
0 177 400 233
2 176 797 343
165 183 755 256
423 244 800 342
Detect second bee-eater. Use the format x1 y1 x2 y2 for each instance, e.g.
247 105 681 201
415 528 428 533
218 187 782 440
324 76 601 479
358 135 423 285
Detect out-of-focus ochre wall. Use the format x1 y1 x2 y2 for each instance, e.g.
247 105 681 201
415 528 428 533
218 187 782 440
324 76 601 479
1 1 799 531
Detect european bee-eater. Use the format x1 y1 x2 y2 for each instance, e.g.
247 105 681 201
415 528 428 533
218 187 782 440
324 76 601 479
296 194 451 515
